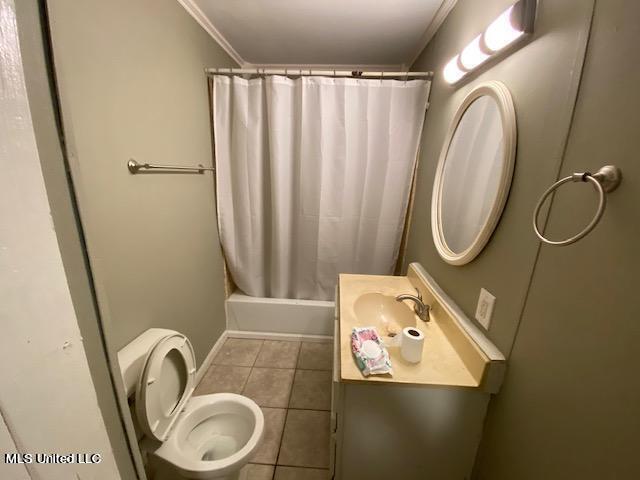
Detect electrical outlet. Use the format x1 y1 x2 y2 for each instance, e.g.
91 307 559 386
475 288 496 330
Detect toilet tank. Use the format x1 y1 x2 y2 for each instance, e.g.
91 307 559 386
117 328 178 397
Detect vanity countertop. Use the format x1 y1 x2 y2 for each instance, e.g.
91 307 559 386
338 266 498 388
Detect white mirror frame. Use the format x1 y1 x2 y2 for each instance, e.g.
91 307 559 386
431 81 516 266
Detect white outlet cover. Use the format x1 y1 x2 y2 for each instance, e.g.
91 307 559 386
475 288 496 330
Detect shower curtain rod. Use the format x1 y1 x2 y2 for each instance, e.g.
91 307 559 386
205 67 433 79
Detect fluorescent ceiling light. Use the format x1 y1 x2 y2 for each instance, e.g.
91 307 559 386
443 56 466 84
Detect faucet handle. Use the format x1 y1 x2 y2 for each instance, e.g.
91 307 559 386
415 287 422 301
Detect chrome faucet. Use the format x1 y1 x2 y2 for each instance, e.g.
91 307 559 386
395 288 430 322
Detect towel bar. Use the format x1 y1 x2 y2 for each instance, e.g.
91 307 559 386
127 159 214 174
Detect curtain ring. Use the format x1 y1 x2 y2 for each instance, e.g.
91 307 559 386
284 67 288 77
380 71 384 84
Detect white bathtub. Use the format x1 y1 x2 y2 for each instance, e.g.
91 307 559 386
225 293 335 336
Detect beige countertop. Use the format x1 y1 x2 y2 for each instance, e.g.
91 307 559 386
338 269 492 388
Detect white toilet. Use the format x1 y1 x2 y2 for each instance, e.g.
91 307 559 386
118 329 264 480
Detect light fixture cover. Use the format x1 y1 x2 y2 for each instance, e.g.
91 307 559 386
460 35 490 70
483 5 525 52
443 55 466 84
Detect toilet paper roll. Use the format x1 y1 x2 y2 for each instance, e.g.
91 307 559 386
400 327 424 363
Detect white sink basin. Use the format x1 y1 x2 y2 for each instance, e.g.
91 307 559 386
353 292 417 333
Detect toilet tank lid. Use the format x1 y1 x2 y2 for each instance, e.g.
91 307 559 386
118 328 180 397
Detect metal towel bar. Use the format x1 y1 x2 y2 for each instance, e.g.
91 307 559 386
533 165 622 246
127 159 214 174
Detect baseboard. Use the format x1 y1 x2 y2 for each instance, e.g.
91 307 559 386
195 330 229 385
226 329 332 343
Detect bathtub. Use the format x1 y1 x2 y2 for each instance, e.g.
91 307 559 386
225 293 334 336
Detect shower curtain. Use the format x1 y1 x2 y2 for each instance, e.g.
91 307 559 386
213 75 430 301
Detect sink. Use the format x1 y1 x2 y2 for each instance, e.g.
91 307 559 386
338 267 506 392
353 292 417 333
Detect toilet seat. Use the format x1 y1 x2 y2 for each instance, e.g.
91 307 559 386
136 333 196 441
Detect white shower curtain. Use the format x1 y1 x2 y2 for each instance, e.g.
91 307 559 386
213 75 430 301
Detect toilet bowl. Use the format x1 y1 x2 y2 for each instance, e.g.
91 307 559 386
118 329 264 480
150 394 263 480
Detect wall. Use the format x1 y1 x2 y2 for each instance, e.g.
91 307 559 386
474 0 640 477
408 0 640 477
14 1 138 477
0 0 122 476
405 0 595 355
45 0 238 365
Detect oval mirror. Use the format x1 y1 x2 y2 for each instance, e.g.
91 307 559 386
431 81 516 265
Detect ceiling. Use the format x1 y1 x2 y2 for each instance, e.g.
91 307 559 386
178 0 457 69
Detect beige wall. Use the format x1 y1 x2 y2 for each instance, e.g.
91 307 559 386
46 0 237 365
474 0 640 477
406 0 595 355
408 0 640 477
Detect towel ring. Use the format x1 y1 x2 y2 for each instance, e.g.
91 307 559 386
533 165 622 246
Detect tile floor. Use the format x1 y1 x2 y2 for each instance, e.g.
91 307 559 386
194 338 333 480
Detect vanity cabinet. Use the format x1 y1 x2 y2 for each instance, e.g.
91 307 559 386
329 263 505 480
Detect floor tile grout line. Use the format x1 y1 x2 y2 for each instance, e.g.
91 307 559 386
275 403 291 469
295 342 303 370
250 339 266 368
275 464 330 470
226 338 261 395
285 407 331 413
252 462 328 471
276 363 296 471
243 338 262 396
239 366 253 395
251 366 298 371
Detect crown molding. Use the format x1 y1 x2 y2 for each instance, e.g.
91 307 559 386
177 0 245 66
244 62 406 71
409 0 458 67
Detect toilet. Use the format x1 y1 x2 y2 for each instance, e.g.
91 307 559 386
118 329 264 480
